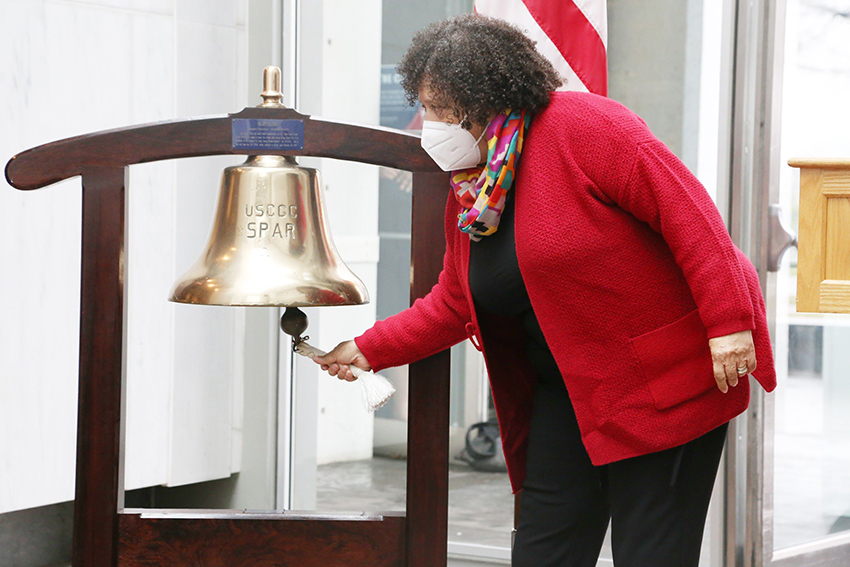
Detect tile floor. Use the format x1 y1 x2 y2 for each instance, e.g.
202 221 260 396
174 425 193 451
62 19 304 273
315 372 850 564
773 375 850 549
315 456 618 560
315 457 515 548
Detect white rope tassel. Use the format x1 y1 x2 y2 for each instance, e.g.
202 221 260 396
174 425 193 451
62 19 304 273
293 341 395 412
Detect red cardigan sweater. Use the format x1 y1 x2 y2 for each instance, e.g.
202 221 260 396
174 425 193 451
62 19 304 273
356 92 777 494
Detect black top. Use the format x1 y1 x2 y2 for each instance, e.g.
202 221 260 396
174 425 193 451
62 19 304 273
468 197 564 388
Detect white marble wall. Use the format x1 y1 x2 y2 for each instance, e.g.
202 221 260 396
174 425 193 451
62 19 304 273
0 0 249 513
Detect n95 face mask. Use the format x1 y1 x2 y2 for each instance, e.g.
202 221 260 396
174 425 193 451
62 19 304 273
420 120 487 172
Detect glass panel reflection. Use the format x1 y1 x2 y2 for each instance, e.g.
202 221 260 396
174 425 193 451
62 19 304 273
774 0 850 550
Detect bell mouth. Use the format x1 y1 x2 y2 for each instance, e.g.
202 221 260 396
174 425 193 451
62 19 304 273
169 275 370 307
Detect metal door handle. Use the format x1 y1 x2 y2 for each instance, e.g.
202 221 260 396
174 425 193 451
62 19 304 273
767 203 797 272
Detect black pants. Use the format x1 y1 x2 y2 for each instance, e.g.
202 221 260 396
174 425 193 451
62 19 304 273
512 381 729 567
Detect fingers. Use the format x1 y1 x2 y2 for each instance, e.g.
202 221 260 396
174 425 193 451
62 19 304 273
311 342 346 370
322 362 357 382
715 358 750 393
308 340 365 382
713 358 750 393
340 365 357 382
731 348 758 385
743 344 757 374
733 356 757 381
323 363 356 382
325 362 340 376
715 356 758 393
709 330 759 394
312 349 337 366
713 359 729 394
725 361 740 389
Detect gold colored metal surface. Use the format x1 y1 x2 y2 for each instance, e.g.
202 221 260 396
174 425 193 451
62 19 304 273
170 155 369 306
171 65 368 307
259 66 284 108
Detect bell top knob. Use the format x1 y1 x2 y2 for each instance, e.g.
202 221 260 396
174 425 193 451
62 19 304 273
259 66 284 108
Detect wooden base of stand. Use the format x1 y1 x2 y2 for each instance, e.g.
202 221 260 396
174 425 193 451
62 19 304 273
119 509 406 566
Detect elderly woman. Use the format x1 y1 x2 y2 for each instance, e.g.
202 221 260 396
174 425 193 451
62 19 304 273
315 14 776 567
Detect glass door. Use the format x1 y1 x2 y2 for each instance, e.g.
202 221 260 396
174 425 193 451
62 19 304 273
728 0 850 565
771 0 850 563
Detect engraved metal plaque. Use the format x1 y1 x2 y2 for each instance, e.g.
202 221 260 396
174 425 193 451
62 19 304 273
232 119 305 151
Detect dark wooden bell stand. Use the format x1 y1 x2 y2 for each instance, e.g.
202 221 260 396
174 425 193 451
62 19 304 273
5 107 450 567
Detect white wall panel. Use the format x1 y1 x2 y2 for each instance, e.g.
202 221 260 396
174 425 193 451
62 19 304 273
122 9 176 492
125 162 175 490
1 0 134 514
129 10 175 124
168 12 244 487
176 21 238 116
236 0 247 27
177 0 237 28
0 0 250 512
295 0 384 466
168 156 243 486
168 304 238 485
42 2 134 136
236 26 249 109
53 0 174 15
313 256 379 465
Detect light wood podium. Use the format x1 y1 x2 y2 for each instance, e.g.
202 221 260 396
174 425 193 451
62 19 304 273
789 158 850 313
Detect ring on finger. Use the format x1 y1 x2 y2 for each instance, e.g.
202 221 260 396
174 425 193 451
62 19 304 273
736 366 748 376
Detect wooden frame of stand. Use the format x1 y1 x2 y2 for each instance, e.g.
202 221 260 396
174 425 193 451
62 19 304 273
5 107 450 567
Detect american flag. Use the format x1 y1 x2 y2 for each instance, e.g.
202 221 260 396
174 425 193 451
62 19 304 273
475 0 608 97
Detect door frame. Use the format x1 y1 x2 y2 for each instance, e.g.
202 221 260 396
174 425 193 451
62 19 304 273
725 0 783 562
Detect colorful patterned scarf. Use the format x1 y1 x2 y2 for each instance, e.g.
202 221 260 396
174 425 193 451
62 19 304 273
450 109 532 241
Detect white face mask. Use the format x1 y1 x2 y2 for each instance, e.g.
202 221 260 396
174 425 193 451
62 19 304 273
420 120 487 172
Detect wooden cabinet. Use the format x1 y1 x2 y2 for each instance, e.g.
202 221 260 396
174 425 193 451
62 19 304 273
790 159 850 313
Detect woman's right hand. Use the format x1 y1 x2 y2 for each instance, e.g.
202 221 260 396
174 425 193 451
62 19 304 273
312 340 372 382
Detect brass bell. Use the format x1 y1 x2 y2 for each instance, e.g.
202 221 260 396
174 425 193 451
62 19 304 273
169 68 369 307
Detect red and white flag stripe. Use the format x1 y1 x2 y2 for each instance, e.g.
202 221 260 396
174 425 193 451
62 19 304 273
475 0 608 97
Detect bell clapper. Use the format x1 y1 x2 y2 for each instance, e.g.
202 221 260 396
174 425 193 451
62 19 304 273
279 307 395 412
280 307 309 347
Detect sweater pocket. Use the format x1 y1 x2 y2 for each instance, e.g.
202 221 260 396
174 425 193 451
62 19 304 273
629 309 716 410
